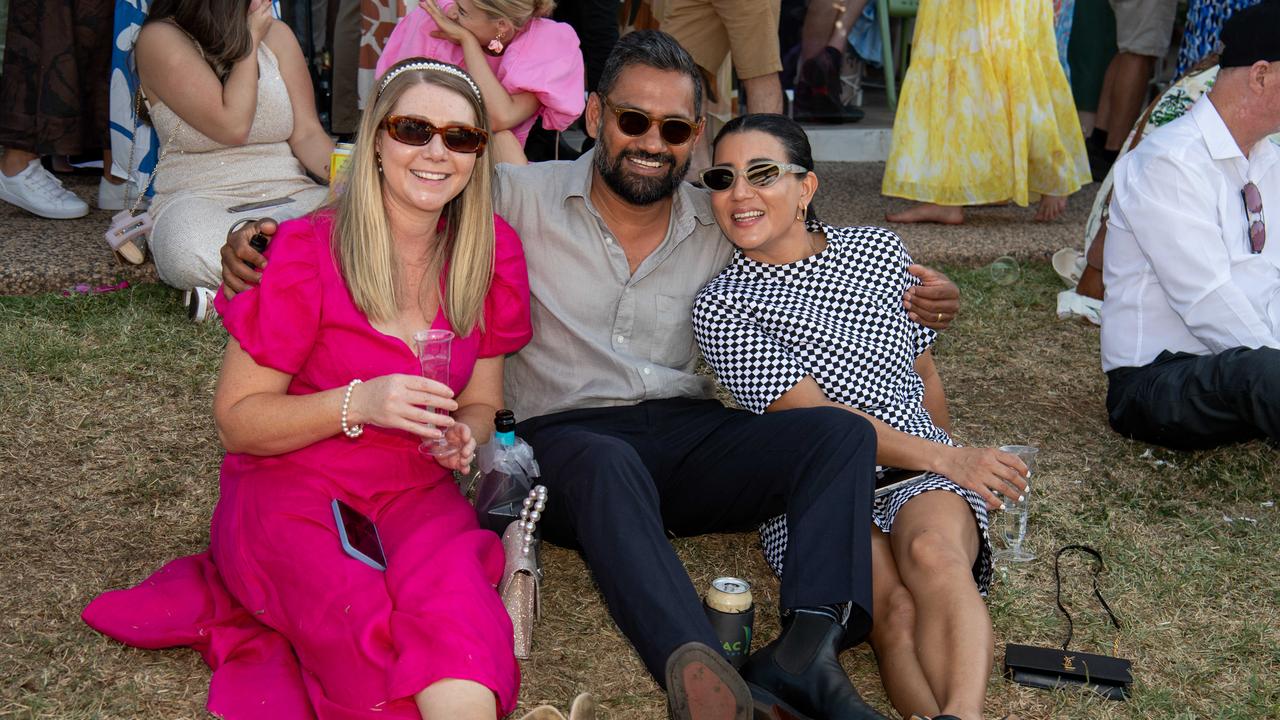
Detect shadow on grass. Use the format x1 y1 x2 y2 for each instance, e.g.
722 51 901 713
1 271 1276 719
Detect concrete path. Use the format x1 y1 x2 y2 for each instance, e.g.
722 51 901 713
0 166 1096 295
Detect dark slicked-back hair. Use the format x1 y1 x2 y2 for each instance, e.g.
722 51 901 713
713 113 815 171
713 113 820 222
595 30 703 117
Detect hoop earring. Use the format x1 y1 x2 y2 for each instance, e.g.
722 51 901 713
796 204 806 222
487 35 505 55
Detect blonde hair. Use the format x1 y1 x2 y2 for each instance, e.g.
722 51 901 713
472 0 555 28
332 59 495 335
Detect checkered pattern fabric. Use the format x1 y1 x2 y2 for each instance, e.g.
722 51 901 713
758 476 991 594
693 221 993 594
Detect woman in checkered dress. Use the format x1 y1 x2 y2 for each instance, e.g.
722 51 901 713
691 114 1030 720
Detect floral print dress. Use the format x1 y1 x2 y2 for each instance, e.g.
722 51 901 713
882 0 1089 207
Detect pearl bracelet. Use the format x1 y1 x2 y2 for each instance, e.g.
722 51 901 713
341 379 364 438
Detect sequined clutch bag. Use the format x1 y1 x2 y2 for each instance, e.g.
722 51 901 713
499 485 546 659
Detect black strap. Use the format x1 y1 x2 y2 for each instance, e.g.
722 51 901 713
1054 545 1122 652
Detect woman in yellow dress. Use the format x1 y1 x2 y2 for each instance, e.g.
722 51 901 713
882 0 1089 224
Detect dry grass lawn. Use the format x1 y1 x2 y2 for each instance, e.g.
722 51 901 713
1 265 1278 719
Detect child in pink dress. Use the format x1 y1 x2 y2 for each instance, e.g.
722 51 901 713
377 0 585 147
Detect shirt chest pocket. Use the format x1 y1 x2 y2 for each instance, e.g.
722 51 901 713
653 293 697 369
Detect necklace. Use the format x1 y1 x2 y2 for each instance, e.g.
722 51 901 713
807 229 827 256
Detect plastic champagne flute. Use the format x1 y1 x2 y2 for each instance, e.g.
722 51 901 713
995 444 1038 563
412 329 459 458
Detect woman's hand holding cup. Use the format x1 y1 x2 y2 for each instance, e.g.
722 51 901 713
347 374 458 440
936 446 1029 510
434 422 476 472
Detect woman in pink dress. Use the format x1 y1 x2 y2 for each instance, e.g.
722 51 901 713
376 0 584 155
84 60 533 719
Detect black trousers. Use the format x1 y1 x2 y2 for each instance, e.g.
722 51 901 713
328 0 363 135
552 0 618 93
1106 347 1280 450
517 398 877 684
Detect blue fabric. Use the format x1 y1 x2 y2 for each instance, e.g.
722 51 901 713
1176 0 1261 76
1054 0 1075 81
109 0 153 192
847 5 882 68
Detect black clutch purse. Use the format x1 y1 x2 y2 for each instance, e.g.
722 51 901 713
1003 545 1133 700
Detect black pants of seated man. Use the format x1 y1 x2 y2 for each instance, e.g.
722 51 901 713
517 397 877 683
1107 347 1280 450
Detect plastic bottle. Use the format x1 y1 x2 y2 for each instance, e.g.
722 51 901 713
475 409 541 534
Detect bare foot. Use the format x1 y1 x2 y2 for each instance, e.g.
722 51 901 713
1035 195 1067 222
886 202 965 224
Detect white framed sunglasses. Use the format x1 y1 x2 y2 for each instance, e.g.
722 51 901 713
699 161 808 192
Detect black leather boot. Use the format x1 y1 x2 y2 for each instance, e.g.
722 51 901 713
741 609 889 720
793 47 865 125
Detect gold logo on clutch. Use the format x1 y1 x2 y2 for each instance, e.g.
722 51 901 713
1062 655 1076 671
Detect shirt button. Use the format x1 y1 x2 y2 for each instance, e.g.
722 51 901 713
616 335 626 343
643 367 652 375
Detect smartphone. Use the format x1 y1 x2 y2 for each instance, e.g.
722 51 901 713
875 468 927 497
227 196 296 214
332 498 388 571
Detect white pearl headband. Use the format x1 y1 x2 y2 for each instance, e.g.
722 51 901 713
378 61 482 101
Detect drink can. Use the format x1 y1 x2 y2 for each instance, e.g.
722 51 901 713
329 142 354 188
703 576 754 668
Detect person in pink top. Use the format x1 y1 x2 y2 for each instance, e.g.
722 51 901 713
377 0 585 154
83 60 535 719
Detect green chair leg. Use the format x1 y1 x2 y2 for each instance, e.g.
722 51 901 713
877 0 898 110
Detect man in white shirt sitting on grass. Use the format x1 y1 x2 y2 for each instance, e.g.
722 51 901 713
1102 0 1280 450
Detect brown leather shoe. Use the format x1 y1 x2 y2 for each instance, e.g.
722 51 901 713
665 642 752 720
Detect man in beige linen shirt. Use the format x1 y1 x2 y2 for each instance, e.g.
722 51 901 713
480 39 893 718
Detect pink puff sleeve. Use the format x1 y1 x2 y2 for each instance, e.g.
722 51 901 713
499 19 585 132
478 214 533 358
377 7 456 78
214 217 323 375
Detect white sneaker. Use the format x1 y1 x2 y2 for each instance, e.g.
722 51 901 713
186 286 219 323
0 159 90 219
98 177 130 211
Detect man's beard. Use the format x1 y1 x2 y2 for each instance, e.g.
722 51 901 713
593 135 689 206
